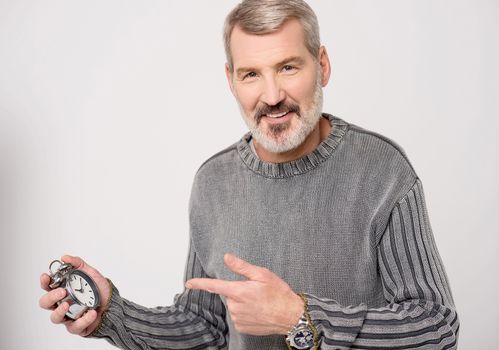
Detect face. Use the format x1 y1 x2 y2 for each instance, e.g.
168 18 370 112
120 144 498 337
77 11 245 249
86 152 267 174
226 19 330 154
68 271 98 307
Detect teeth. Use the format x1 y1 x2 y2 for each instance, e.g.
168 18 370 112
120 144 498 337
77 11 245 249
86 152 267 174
266 111 288 118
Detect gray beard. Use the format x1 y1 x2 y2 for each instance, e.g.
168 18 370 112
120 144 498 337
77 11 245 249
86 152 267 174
242 75 324 155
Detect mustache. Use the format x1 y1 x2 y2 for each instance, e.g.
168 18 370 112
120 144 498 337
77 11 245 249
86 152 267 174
254 102 300 123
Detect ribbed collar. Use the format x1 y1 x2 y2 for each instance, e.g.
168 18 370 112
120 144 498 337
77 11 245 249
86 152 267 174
237 114 349 178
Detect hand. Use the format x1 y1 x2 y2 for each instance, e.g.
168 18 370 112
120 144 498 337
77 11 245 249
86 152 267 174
185 253 304 336
39 255 111 336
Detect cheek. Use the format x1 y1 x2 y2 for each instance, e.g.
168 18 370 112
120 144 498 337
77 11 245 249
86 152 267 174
234 85 260 113
283 73 317 106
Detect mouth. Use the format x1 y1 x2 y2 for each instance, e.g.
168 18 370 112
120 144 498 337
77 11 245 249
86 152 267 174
261 111 294 125
264 111 289 119
254 103 300 125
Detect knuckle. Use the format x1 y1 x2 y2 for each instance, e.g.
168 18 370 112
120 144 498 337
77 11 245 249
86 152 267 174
39 273 47 283
38 296 44 308
51 303 68 323
84 310 96 324
226 300 239 315
260 267 271 276
41 291 58 310
66 324 78 334
48 289 63 304
234 323 244 333
40 275 51 291
50 311 61 324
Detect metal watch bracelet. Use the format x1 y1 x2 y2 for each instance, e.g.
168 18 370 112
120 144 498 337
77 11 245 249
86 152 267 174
285 293 319 350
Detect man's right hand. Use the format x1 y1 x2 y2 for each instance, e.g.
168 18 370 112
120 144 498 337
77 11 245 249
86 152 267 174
38 255 111 337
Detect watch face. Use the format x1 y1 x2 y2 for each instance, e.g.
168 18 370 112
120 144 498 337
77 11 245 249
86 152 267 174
292 329 314 349
67 270 100 308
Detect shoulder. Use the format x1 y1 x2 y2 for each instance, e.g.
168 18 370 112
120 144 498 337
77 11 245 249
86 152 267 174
190 139 243 191
337 119 421 241
343 120 418 178
336 117 420 213
199 142 239 170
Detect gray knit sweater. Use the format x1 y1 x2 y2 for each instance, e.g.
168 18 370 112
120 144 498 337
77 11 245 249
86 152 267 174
90 114 459 349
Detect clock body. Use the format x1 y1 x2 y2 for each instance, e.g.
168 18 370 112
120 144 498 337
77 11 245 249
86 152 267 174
59 269 101 320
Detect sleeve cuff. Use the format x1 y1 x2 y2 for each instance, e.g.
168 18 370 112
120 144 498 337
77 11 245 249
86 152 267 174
304 293 367 349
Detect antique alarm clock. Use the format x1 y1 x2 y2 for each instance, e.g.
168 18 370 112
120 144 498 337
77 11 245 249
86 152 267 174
48 259 101 320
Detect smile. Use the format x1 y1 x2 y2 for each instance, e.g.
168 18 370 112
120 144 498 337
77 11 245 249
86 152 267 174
265 111 289 118
261 111 295 125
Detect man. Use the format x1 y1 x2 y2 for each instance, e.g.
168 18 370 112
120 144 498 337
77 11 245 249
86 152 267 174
39 1 459 349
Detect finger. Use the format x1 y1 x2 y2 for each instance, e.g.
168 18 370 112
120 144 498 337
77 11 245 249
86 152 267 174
61 255 85 269
66 309 98 335
39 288 66 310
185 278 238 298
50 301 70 324
40 273 52 292
224 253 268 281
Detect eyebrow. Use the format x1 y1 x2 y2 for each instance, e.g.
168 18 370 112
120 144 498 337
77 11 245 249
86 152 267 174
235 56 306 77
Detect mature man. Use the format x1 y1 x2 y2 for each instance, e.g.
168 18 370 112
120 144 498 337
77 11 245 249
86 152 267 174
39 1 459 349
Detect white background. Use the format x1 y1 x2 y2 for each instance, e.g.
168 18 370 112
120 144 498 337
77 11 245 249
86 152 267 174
1 1 498 349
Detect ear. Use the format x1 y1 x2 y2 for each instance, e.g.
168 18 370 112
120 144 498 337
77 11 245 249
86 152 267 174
318 46 332 87
225 63 235 96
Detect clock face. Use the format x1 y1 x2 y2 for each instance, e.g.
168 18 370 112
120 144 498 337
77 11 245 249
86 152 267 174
293 329 314 349
68 271 99 308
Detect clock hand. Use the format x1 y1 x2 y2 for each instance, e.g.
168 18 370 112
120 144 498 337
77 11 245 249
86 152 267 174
75 277 84 292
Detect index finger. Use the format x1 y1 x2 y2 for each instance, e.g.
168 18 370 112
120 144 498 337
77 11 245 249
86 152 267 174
185 278 239 298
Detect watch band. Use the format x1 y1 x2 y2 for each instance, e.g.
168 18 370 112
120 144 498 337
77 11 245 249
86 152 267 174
285 293 320 350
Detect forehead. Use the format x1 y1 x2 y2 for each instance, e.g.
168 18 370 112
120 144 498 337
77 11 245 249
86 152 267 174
230 18 310 69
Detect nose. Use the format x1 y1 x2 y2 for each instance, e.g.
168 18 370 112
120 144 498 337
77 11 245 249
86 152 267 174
260 76 285 106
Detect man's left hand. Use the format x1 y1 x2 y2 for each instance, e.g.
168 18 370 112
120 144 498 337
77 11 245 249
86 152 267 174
185 253 304 336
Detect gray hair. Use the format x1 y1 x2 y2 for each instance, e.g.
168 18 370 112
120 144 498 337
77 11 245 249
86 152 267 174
223 0 321 72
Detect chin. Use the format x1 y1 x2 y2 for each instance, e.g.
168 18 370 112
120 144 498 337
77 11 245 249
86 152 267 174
256 130 308 154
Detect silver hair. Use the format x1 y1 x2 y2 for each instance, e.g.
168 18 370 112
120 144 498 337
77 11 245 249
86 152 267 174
223 0 321 72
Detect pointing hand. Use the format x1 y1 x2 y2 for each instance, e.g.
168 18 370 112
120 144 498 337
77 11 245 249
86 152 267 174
186 253 304 336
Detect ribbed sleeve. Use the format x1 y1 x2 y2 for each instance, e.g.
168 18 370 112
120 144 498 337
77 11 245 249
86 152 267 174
89 243 228 350
306 178 459 349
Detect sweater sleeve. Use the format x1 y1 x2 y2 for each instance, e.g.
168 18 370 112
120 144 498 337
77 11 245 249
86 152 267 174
305 178 459 349
88 242 228 350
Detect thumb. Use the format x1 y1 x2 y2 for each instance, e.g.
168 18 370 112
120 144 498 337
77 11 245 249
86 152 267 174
224 253 267 281
61 255 86 269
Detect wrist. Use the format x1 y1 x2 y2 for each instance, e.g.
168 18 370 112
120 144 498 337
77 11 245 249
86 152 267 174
279 292 305 335
99 278 112 310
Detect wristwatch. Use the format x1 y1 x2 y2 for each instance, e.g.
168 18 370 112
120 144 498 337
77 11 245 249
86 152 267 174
286 314 315 349
285 293 319 350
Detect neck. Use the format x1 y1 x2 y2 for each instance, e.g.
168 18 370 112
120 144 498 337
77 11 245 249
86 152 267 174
253 117 331 163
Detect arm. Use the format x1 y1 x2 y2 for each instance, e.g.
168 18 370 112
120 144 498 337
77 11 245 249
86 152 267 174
87 243 229 350
306 178 459 349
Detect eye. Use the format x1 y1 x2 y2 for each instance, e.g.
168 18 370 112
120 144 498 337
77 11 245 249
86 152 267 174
243 71 258 80
281 65 297 73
